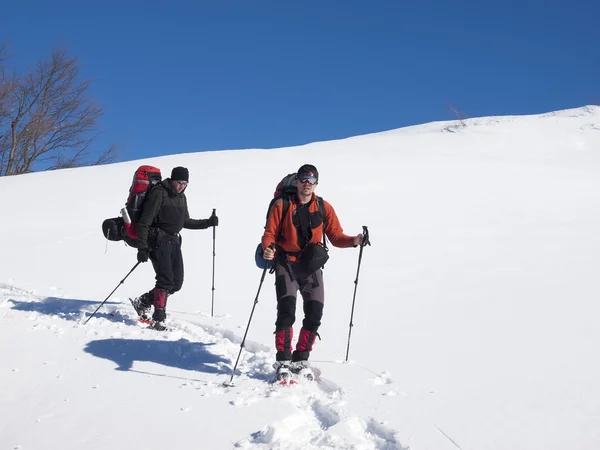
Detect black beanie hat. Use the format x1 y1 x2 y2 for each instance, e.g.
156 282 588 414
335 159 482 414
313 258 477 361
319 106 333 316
297 164 318 181
171 166 189 182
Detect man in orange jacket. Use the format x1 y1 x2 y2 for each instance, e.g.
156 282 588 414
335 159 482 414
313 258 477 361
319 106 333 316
262 164 364 381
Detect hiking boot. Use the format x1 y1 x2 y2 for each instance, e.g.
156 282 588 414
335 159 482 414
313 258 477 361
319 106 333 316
152 307 166 322
131 295 152 321
150 320 168 331
290 360 314 381
273 360 292 383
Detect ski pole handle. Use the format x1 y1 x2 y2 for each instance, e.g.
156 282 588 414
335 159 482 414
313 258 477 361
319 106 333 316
361 226 371 247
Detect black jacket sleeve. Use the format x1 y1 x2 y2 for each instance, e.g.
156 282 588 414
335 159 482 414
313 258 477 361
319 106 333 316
182 196 210 229
136 187 164 250
184 218 210 229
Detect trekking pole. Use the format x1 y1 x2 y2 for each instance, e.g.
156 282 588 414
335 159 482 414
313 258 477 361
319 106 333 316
223 244 274 387
210 208 217 317
345 226 370 362
84 262 141 324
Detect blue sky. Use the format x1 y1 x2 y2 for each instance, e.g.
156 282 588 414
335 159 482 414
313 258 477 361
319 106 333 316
1 1 598 162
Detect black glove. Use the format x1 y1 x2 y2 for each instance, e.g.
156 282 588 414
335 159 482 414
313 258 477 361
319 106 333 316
207 215 219 227
137 249 149 263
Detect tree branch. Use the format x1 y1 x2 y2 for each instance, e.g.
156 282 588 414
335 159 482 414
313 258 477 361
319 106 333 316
0 45 116 176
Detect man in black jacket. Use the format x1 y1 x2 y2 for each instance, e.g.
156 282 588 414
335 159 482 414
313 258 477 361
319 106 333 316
131 166 218 330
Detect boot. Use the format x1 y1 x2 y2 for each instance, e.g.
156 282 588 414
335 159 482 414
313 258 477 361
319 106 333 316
131 292 152 321
272 360 292 383
150 319 168 331
151 307 167 331
290 360 314 381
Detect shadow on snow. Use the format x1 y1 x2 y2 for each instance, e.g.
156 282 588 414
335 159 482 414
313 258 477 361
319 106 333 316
84 338 229 374
8 297 268 380
8 297 124 323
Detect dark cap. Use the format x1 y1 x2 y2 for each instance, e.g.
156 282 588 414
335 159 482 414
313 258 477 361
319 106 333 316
297 164 318 181
171 166 189 182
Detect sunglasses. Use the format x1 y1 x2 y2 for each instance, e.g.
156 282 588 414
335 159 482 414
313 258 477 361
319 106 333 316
297 175 317 185
175 180 188 186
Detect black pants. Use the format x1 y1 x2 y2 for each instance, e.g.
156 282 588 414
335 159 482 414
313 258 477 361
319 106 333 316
150 233 184 294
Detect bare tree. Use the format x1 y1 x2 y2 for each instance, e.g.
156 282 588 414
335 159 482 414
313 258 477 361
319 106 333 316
0 46 116 176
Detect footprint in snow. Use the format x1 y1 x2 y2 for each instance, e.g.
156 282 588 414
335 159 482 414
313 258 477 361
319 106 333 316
370 371 393 386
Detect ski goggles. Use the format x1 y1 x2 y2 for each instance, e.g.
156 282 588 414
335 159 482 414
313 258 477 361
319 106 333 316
175 180 188 186
297 174 318 185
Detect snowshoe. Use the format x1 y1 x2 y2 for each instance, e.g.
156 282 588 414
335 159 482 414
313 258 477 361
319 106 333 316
291 361 315 382
150 320 168 331
129 296 151 323
272 361 295 385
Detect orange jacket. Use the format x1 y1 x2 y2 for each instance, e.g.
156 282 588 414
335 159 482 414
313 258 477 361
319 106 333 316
261 193 355 261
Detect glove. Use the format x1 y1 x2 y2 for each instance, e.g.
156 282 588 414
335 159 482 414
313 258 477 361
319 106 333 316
263 246 276 260
137 249 149 263
208 214 219 227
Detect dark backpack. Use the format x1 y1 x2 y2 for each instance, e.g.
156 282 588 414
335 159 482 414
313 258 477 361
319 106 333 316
255 173 328 269
102 165 162 248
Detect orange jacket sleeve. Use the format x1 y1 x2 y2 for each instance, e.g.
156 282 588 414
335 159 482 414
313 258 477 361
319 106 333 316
322 200 355 248
262 199 283 250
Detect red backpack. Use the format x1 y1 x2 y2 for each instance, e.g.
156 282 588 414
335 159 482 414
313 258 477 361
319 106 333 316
122 165 162 241
102 165 162 247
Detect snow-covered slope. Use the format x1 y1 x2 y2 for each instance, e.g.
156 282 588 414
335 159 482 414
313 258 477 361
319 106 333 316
1 106 599 450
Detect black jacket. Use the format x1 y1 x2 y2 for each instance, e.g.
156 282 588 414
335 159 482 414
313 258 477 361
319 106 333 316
136 179 210 250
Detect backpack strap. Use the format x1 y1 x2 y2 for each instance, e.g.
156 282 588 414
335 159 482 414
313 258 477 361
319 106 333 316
273 195 327 250
148 183 167 220
316 196 328 251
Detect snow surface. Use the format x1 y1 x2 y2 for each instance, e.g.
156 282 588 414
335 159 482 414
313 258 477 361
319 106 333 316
1 106 599 450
